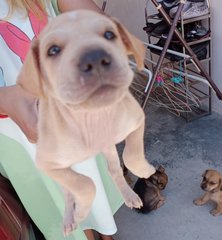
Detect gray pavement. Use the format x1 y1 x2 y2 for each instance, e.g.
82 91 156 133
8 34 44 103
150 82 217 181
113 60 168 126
114 106 222 240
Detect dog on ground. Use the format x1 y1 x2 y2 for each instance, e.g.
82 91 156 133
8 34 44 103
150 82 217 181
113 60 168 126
193 169 222 216
133 165 168 213
17 10 156 235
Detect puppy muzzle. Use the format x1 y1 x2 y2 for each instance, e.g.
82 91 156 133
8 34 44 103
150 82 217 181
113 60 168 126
201 182 207 191
78 49 112 75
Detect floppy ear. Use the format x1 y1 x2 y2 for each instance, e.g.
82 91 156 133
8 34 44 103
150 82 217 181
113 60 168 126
157 165 165 173
220 178 222 191
202 170 208 177
17 39 45 97
212 178 222 193
112 18 145 70
148 174 158 186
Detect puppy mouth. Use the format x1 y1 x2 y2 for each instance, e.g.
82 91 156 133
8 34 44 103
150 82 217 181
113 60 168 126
58 67 132 105
85 83 126 106
92 84 116 96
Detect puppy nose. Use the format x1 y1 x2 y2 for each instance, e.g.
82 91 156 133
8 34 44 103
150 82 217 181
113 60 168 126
79 49 112 73
201 183 206 190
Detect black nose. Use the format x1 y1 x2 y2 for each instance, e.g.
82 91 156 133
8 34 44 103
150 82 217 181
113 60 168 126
201 183 206 190
78 49 112 73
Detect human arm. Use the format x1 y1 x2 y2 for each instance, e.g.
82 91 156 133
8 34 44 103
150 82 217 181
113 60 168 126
57 0 103 13
0 85 38 143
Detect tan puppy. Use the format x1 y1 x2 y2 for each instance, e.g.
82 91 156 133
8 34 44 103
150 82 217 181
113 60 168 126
193 169 222 216
17 10 155 235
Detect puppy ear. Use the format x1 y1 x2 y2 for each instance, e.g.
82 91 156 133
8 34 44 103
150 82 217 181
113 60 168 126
157 165 165 173
17 39 44 97
219 178 222 191
212 178 222 193
112 18 145 70
144 179 153 188
202 170 208 177
149 174 158 186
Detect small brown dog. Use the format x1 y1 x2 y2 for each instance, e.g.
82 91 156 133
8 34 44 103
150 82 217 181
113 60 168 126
17 10 155 235
193 169 222 216
133 166 168 213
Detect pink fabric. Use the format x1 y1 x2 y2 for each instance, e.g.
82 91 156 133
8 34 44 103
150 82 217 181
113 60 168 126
0 6 48 118
0 8 48 63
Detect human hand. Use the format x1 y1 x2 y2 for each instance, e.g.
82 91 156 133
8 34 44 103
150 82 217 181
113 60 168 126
0 85 38 143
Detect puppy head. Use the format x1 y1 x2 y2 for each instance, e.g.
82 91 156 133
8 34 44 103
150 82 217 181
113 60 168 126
148 166 168 190
201 169 222 193
17 10 145 109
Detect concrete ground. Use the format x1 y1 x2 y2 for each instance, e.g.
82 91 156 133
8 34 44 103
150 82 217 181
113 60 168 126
114 106 222 240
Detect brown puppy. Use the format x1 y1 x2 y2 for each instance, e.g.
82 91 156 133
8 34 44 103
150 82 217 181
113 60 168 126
193 169 222 216
133 166 168 213
17 10 155 235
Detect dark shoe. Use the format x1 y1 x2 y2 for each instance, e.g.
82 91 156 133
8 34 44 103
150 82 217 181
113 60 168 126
162 0 180 8
143 20 170 37
149 38 209 62
187 0 206 2
170 41 209 61
169 1 192 18
162 0 180 14
170 46 207 61
170 2 209 19
143 23 156 33
152 21 170 36
185 24 210 41
182 2 209 19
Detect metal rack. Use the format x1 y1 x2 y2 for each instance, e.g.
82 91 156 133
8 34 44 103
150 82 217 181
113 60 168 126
142 0 222 121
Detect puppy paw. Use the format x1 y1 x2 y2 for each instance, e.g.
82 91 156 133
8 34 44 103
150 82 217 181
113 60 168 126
63 200 76 236
210 209 222 216
156 199 165 209
135 164 156 179
159 195 165 202
63 206 90 236
63 211 77 236
123 188 143 209
63 222 77 237
193 198 205 206
74 202 92 224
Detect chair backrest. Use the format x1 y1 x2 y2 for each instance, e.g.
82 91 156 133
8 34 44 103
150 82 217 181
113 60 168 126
0 175 30 240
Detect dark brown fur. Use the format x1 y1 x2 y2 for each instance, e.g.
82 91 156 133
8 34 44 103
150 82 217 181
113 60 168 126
133 166 168 213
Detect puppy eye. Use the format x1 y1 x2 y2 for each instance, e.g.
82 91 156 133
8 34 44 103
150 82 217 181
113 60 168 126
104 31 116 40
47 45 61 57
210 181 217 185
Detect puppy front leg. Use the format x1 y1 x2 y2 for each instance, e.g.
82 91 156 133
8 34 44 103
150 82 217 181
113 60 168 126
193 193 210 206
210 203 222 216
123 121 155 178
37 161 96 235
103 146 143 209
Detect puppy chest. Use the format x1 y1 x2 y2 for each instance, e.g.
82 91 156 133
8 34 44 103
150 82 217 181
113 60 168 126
39 99 141 157
210 192 222 203
75 110 135 150
80 116 119 149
